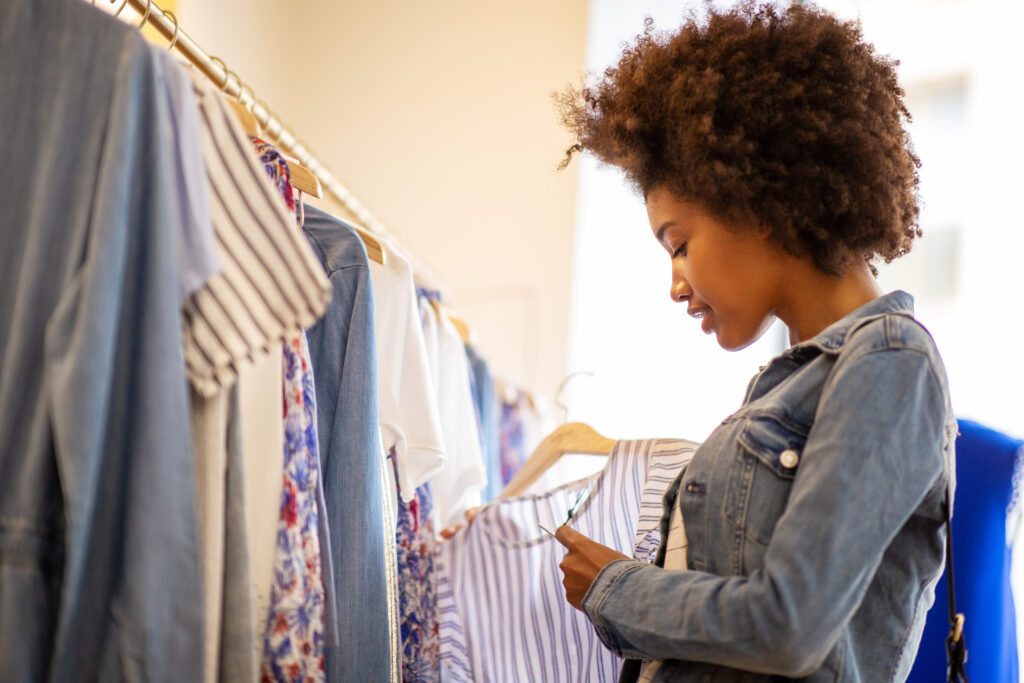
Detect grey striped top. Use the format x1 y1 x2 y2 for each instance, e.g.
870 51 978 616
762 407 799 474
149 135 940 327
182 72 331 397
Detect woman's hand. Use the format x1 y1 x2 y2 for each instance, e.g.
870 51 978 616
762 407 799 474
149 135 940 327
555 525 630 610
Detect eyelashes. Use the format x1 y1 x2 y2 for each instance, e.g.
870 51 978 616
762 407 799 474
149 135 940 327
672 242 688 258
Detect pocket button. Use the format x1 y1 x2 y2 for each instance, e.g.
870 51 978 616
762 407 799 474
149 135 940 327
780 449 800 469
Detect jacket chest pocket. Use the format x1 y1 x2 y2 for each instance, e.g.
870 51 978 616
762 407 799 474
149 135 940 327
724 413 807 551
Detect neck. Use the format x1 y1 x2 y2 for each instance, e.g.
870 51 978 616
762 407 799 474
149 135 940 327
778 260 884 345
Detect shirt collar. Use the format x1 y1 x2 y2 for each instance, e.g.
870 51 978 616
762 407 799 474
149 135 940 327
788 290 915 355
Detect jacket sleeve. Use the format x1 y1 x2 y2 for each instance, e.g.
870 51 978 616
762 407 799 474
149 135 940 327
583 343 949 677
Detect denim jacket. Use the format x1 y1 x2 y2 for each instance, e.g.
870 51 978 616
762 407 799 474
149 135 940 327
583 291 956 682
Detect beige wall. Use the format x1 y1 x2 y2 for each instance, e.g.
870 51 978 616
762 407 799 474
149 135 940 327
175 0 588 399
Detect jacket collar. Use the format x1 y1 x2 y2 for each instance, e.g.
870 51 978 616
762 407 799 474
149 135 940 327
786 290 915 356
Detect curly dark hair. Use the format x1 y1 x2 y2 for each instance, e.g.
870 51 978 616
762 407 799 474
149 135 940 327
557 1 921 275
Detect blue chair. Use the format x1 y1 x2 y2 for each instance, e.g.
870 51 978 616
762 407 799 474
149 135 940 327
908 419 1022 682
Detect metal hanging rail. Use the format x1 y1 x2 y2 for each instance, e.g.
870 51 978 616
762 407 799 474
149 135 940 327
111 0 453 298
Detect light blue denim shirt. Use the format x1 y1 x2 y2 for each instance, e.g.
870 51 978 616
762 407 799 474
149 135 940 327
302 206 393 681
584 291 956 682
1 1 204 680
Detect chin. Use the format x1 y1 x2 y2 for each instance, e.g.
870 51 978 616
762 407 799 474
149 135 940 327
715 323 770 352
717 335 757 352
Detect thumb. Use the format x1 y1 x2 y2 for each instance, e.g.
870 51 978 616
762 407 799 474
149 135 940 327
554 524 579 549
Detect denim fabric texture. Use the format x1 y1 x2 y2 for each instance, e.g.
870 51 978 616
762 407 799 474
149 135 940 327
302 206 393 681
584 291 956 683
0 0 203 680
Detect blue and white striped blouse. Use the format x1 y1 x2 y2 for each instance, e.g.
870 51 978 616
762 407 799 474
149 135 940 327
436 439 698 682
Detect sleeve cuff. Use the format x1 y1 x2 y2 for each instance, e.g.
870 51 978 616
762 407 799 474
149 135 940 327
582 558 646 657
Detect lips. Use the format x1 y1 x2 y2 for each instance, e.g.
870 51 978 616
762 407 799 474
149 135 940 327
687 306 714 335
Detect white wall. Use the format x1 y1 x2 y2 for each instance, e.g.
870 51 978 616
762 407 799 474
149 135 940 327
168 0 588 399
568 0 1024 442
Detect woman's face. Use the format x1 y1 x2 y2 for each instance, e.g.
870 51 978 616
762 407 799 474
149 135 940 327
646 186 788 351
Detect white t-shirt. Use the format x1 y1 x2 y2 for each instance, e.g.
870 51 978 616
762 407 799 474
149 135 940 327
369 243 447 501
426 309 487 528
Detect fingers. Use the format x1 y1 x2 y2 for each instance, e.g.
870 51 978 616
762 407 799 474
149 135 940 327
554 524 579 548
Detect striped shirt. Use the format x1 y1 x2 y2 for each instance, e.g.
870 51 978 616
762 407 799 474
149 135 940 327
436 438 698 682
182 72 331 397
637 489 689 683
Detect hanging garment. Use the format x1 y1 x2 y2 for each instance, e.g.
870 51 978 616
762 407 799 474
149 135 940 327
498 388 528 488
240 344 287 663
249 137 338 652
908 419 1022 683
250 141 328 681
466 346 503 503
181 71 331 399
391 448 441 682
301 205 396 682
218 384 261 680
436 439 698 682
152 49 222 301
0 1 203 679
423 304 486 529
261 332 327 682
250 136 301 226
151 47 259 683
369 247 447 503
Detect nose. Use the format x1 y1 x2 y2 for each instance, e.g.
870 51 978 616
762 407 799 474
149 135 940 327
670 264 692 303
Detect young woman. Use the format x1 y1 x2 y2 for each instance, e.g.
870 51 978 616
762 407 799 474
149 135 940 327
554 3 956 681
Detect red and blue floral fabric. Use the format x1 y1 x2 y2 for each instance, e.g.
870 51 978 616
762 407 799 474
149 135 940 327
260 332 326 682
250 136 301 225
391 446 441 682
250 137 326 682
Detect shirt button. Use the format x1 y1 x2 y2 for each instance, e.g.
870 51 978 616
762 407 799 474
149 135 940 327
780 449 800 468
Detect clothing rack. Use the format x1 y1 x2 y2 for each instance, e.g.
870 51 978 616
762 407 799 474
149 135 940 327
112 0 452 299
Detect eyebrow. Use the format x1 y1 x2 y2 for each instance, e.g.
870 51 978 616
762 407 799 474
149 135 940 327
656 221 676 244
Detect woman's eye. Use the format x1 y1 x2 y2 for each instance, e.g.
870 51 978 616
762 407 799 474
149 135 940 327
672 242 688 258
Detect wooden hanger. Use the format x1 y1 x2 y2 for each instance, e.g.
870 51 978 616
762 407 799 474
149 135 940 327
228 99 262 137
498 422 615 498
447 314 472 345
422 297 473 345
317 197 387 265
282 155 323 198
353 224 386 265
226 99 323 199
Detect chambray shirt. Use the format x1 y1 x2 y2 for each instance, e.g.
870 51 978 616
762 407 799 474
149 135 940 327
0 2 203 680
584 291 956 682
302 206 393 681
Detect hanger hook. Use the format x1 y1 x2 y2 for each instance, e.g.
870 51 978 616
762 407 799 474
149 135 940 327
163 9 180 51
554 371 595 424
222 70 240 97
136 0 152 29
252 98 272 132
208 56 230 91
112 0 129 18
238 82 254 106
